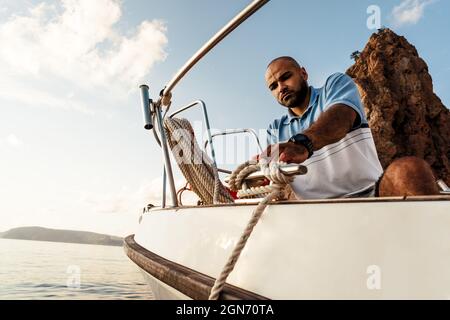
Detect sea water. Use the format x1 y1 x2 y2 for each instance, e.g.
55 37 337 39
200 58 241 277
0 238 154 300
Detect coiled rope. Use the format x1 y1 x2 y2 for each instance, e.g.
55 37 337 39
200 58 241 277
164 117 234 205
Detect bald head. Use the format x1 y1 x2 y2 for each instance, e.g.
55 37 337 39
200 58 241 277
267 56 302 70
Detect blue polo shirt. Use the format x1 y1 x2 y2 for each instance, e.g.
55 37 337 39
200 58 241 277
267 72 366 145
265 72 383 199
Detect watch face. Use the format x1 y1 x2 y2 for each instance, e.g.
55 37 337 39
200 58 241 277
291 134 313 158
294 134 308 145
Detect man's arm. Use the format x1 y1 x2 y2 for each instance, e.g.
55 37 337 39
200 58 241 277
261 104 357 163
304 103 357 150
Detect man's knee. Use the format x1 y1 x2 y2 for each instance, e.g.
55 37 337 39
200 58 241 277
379 156 439 197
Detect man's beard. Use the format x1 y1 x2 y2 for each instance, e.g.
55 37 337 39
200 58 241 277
280 81 309 109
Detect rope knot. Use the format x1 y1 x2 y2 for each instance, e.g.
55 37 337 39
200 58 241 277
259 160 294 186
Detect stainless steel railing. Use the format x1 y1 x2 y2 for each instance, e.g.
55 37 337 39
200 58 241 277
139 0 270 208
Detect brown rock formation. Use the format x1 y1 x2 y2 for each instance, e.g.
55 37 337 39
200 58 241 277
347 28 450 185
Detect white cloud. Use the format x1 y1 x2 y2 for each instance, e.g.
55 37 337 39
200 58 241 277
81 178 199 215
0 0 168 112
391 0 435 27
0 78 94 114
5 134 24 149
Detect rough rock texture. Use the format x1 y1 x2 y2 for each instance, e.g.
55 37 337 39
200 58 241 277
347 28 450 185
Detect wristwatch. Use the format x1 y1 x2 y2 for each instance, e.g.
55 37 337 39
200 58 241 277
289 133 314 159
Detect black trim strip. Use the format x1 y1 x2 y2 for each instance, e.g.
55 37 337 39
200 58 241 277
124 235 268 300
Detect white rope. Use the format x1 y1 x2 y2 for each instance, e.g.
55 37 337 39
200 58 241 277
208 160 294 300
237 185 272 198
163 118 295 299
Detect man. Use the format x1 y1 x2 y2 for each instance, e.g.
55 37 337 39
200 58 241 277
261 56 439 199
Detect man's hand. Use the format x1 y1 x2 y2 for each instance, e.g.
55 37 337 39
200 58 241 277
259 142 309 164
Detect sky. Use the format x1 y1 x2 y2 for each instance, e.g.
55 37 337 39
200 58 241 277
0 0 449 237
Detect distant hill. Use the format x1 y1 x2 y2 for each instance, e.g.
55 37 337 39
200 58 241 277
0 227 123 247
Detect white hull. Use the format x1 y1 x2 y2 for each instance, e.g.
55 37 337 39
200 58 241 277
130 197 450 299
